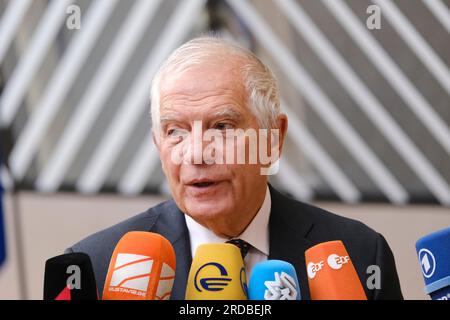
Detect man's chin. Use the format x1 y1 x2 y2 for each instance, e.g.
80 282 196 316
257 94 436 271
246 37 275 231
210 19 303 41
184 200 230 222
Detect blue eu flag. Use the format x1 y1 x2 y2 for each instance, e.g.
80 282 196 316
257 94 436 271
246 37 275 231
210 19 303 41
0 179 5 266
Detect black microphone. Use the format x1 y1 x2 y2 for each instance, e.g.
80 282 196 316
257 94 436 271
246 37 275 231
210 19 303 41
43 252 98 300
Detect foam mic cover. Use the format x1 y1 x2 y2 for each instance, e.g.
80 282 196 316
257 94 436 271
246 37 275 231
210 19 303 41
102 231 176 300
43 252 98 300
305 240 367 300
185 243 248 300
415 227 450 300
248 260 301 300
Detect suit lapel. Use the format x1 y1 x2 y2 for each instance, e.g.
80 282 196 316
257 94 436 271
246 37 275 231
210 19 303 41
147 200 192 300
268 185 314 300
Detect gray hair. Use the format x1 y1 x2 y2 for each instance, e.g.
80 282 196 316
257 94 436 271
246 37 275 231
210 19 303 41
150 36 281 140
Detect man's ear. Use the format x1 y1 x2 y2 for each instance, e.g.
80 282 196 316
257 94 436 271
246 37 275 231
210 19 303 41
275 113 288 157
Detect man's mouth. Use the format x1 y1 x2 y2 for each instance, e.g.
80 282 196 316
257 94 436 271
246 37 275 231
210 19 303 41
185 179 227 196
192 181 216 188
187 179 222 189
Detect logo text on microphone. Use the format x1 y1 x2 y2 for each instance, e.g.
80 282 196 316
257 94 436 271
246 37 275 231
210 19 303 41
307 261 324 279
327 254 350 270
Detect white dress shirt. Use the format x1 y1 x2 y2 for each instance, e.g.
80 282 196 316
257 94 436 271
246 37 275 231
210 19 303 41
185 186 271 277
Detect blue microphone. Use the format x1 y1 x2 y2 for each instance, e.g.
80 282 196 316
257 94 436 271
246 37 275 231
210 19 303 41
415 227 450 300
248 260 301 300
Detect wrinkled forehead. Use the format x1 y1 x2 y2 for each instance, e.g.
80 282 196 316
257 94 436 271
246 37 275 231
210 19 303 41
159 62 246 101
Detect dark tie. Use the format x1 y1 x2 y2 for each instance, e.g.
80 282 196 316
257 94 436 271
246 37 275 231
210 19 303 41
226 239 251 259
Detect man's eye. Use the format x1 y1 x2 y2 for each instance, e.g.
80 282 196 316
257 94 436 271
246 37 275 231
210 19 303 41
214 122 234 130
167 128 185 137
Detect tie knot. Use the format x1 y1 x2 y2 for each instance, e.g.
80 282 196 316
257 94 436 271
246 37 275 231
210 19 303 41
226 239 251 259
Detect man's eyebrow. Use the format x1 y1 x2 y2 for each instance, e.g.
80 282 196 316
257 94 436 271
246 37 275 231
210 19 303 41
159 107 243 127
210 107 243 120
160 113 181 125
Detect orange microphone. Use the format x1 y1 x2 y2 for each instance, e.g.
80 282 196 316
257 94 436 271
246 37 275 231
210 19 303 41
305 240 367 300
102 231 176 300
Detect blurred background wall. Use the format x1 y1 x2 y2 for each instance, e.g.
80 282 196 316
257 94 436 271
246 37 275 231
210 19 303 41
0 0 449 299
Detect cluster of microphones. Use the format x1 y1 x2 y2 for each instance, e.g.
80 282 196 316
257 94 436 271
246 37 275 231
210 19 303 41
44 227 450 300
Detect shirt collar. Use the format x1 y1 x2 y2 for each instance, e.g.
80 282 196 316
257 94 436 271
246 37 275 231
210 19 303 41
185 185 271 257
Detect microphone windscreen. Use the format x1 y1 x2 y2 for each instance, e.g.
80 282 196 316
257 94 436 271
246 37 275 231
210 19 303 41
415 227 450 300
248 260 300 300
305 240 367 300
102 231 176 300
185 243 248 300
43 252 98 300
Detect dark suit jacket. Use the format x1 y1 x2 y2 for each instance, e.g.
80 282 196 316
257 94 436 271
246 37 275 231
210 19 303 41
66 185 403 299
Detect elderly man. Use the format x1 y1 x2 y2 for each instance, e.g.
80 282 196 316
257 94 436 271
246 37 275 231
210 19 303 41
66 37 403 299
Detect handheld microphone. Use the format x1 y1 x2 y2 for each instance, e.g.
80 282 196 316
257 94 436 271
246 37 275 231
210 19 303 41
305 240 367 300
248 260 301 300
102 231 176 300
185 243 248 300
415 227 450 300
43 252 98 300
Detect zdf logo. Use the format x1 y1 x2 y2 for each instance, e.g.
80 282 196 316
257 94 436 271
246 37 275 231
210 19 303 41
307 254 350 279
327 254 350 270
307 261 324 279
